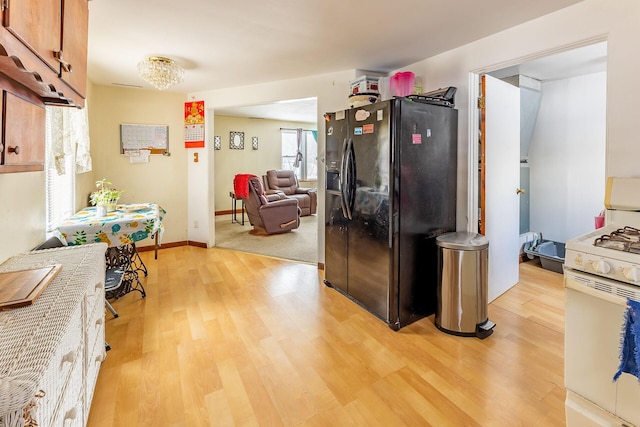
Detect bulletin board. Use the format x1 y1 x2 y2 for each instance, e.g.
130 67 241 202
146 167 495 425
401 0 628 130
120 123 169 155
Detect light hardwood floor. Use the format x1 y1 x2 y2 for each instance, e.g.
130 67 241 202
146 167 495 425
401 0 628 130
87 246 565 426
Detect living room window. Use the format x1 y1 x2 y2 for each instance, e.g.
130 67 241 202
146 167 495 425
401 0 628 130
280 128 317 181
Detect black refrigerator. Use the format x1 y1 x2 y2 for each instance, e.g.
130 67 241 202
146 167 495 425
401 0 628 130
324 97 457 330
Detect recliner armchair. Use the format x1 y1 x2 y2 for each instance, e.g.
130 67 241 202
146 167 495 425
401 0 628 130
263 169 317 216
243 176 301 234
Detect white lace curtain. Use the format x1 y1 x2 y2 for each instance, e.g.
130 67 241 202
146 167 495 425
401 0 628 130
46 102 92 175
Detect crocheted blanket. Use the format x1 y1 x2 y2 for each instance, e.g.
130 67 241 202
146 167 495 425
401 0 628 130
233 174 257 199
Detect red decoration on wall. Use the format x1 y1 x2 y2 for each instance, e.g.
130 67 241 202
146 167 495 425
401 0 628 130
184 100 205 148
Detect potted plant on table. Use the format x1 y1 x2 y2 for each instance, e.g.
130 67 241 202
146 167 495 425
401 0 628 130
90 179 124 216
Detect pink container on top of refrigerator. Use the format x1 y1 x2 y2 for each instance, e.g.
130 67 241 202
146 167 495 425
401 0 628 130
390 71 415 97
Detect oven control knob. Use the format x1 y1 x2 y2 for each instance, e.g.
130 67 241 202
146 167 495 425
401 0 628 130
592 259 611 274
623 266 640 282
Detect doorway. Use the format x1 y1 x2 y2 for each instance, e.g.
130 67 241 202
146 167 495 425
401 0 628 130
472 40 608 301
212 98 319 263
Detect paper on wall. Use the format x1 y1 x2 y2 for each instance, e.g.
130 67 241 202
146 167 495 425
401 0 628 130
129 149 151 163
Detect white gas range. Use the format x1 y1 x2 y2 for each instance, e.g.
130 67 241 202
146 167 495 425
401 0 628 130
565 225 640 286
564 177 640 427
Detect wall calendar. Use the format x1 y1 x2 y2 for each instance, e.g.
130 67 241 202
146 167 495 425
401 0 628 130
120 123 169 155
184 100 205 148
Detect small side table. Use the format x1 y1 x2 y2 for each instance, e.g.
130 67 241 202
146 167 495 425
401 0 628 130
229 191 245 225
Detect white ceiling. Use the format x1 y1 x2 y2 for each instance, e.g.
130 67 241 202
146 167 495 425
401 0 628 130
489 42 607 82
214 42 607 124
214 97 319 124
87 0 587 122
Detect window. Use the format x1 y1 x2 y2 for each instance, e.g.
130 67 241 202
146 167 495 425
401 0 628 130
45 107 82 233
45 104 92 232
280 129 317 180
45 152 75 233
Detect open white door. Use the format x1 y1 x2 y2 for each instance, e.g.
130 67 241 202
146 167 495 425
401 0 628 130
483 74 520 302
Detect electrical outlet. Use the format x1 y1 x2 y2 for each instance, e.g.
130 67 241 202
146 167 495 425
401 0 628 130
194 220 199 229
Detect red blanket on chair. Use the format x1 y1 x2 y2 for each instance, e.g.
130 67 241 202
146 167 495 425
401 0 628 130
233 174 256 199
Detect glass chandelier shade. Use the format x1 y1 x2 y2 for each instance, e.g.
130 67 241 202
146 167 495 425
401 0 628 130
137 56 184 90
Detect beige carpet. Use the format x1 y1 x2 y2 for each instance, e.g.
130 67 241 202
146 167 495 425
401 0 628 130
214 214 318 263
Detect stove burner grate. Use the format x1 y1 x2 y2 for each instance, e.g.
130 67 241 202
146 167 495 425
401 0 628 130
594 226 640 252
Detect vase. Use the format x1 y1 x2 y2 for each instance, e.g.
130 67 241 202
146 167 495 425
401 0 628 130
96 205 108 217
106 201 117 212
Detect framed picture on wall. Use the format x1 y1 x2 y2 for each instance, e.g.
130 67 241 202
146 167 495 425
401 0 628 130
252 136 258 150
214 135 221 150
230 131 244 149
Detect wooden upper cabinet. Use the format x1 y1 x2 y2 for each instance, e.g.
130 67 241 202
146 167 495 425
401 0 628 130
3 0 62 73
60 0 88 98
0 0 88 173
0 0 88 104
1 91 46 173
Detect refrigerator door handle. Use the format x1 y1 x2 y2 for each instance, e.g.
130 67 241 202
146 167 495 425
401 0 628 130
344 138 354 220
339 138 349 219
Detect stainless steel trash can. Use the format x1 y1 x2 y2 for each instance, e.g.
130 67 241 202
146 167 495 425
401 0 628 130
435 232 495 339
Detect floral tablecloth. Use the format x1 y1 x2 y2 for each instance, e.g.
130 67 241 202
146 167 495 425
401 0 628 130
56 203 165 248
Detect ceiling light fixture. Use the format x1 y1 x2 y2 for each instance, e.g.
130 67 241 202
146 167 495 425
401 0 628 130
137 56 184 90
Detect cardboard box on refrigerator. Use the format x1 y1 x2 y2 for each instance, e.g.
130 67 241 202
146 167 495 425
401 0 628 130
349 75 379 95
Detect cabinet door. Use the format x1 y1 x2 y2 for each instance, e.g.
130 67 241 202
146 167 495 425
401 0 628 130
3 0 62 72
60 0 88 98
2 91 45 172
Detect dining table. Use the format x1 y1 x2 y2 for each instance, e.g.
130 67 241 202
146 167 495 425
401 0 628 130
57 203 165 250
55 203 166 298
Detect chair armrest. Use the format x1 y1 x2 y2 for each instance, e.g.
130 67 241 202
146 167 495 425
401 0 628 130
265 193 282 202
296 188 317 215
259 198 299 210
265 189 287 199
295 187 317 195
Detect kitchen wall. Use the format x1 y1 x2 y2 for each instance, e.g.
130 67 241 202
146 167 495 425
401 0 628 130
89 85 189 247
0 173 45 263
213 115 316 211
529 71 606 243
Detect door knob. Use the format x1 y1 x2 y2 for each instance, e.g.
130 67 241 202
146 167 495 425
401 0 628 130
516 188 526 195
